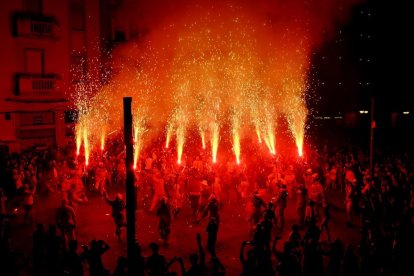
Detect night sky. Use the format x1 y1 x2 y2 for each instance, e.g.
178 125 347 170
310 0 413 113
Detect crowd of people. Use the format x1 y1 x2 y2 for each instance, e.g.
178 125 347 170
0 138 414 275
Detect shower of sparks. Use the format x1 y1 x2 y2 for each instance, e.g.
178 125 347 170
83 128 90 166
101 129 105 151
165 124 173 148
255 125 262 144
76 124 83 156
70 0 366 161
173 107 188 164
133 109 148 169
231 108 242 164
210 121 220 163
200 130 206 149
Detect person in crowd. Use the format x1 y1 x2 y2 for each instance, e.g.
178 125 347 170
184 233 206 276
112 256 127 276
145 242 167 276
345 180 356 227
45 224 64 275
296 186 307 227
0 188 7 215
239 240 256 276
131 241 146 276
262 202 276 248
104 190 126 241
63 240 84 276
206 217 219 257
56 198 77 244
320 197 332 241
22 184 35 225
308 174 324 220
82 239 110 276
150 168 167 212
32 223 45 276
248 190 267 235
156 197 172 248
202 193 220 225
275 184 288 230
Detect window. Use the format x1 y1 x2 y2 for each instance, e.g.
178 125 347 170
70 1 85 30
19 129 55 140
22 0 42 14
64 110 79 124
19 112 54 126
24 49 44 75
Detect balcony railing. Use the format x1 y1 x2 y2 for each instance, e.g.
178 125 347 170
13 15 59 39
17 75 62 97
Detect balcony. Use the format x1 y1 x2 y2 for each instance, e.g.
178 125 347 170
16 75 63 98
12 14 59 39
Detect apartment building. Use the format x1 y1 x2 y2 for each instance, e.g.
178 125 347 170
0 0 101 153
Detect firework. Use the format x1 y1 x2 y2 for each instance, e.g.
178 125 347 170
72 0 364 162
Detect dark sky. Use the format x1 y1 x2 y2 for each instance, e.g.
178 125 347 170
309 0 413 113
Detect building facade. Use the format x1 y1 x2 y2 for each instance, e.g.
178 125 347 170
0 0 101 153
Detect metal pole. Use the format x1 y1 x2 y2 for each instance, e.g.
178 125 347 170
369 96 375 179
123 97 136 275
